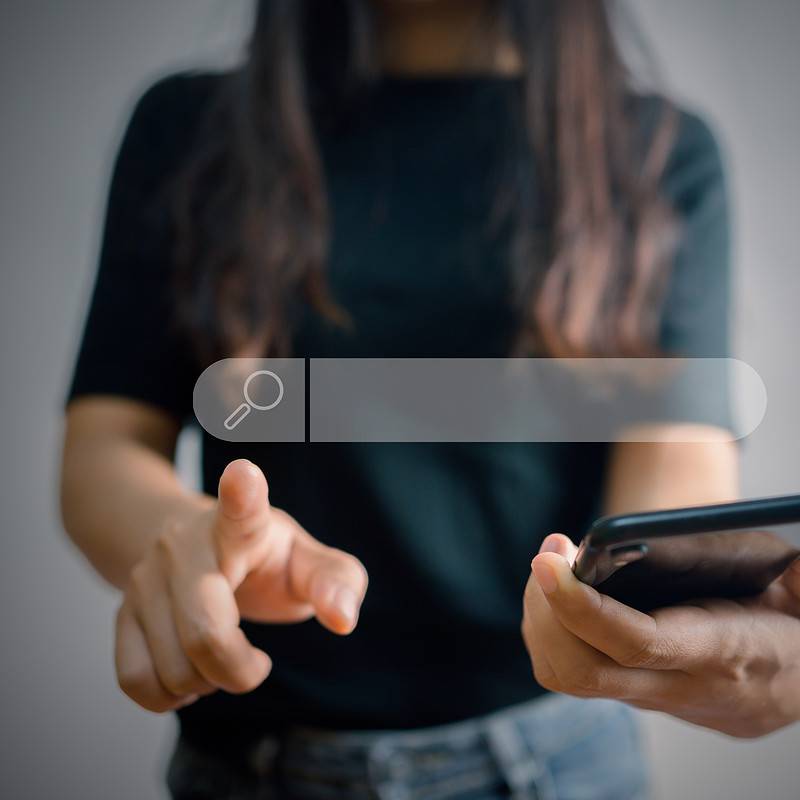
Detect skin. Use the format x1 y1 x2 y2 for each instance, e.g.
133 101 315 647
375 0 520 75
525 534 800 739
524 427 800 740
61 0 800 735
63 390 800 736
63 398 368 712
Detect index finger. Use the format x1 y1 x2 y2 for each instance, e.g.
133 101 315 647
532 552 720 670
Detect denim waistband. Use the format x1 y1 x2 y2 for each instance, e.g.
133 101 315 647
169 695 648 800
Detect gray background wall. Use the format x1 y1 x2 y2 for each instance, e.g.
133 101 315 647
1 1 799 798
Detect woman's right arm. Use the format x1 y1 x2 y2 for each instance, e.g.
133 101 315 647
61 397 208 589
60 397 368 712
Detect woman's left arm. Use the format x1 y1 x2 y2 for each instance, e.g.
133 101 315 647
522 424 800 738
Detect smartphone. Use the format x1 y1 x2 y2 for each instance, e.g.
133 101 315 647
573 494 800 610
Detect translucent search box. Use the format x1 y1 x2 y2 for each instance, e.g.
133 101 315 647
192 358 766 444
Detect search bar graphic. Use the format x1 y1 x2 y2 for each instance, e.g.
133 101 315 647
192 358 767 444
223 369 285 431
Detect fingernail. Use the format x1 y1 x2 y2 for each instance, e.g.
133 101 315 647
532 560 558 595
332 585 359 626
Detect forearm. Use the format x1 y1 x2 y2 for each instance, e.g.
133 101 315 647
603 424 740 515
60 399 213 589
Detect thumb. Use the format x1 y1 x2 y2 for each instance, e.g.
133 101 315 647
538 533 579 566
214 459 271 549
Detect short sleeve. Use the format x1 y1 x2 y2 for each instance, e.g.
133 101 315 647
656 109 735 431
68 74 212 421
659 111 732 358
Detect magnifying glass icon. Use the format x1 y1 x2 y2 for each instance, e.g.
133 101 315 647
224 369 285 431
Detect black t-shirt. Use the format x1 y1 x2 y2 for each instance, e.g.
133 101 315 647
70 72 730 746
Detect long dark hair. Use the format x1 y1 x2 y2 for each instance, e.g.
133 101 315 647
174 0 677 361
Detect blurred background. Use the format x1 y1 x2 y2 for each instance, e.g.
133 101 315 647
1 1 799 798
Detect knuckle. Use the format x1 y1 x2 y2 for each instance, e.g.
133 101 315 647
620 638 661 669
321 548 369 594
117 664 151 698
127 563 150 602
184 623 228 662
337 549 367 580
155 526 184 570
718 636 752 681
561 662 604 697
159 667 199 697
532 660 559 691
720 655 750 687
348 557 369 591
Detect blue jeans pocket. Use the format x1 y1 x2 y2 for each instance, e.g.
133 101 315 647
539 699 649 800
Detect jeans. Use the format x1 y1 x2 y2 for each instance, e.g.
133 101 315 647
167 695 649 800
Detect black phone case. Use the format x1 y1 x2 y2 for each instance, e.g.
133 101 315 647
573 495 800 611
581 529 799 611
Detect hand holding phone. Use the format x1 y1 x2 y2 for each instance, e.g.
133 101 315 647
524 527 800 738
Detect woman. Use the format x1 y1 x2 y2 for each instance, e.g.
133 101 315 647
61 1 800 798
